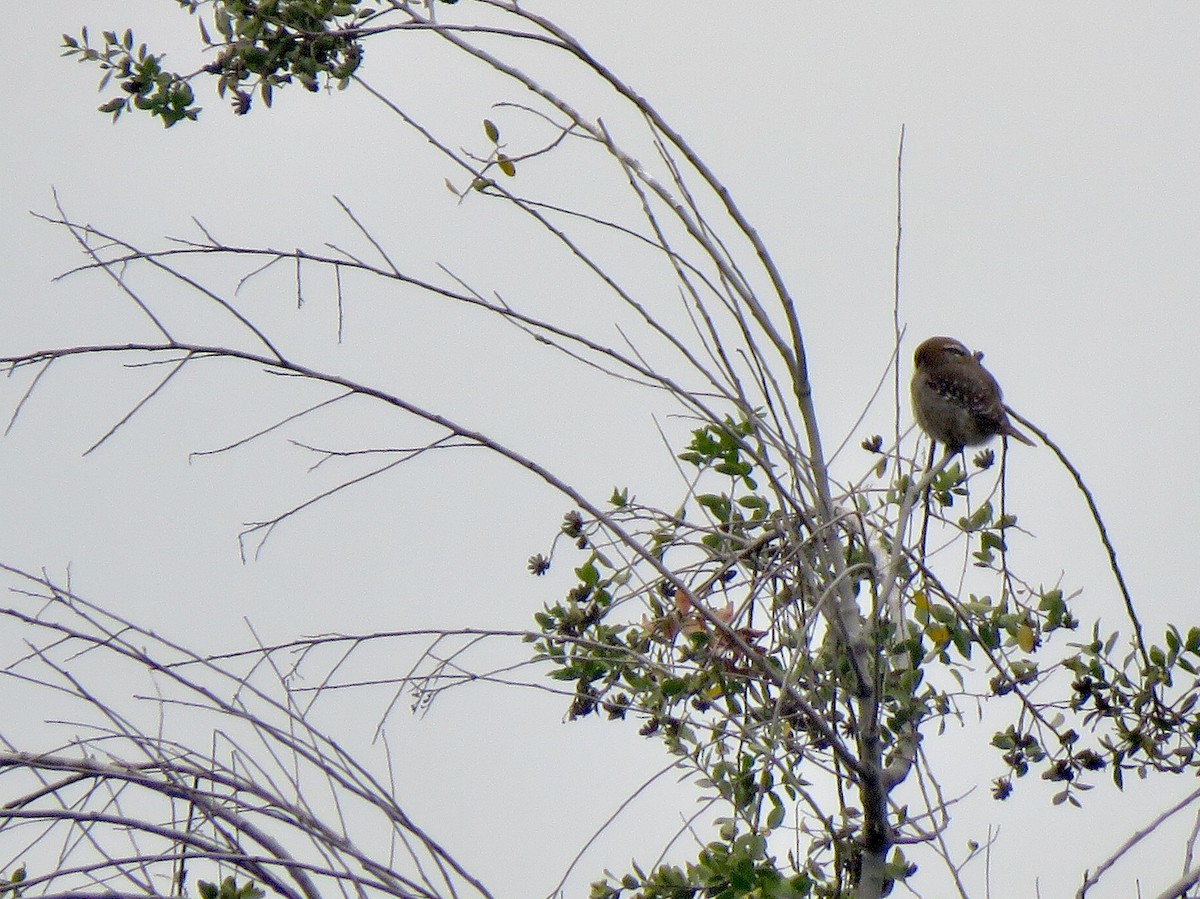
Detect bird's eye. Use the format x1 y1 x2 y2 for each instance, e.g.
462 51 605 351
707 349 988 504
944 344 968 357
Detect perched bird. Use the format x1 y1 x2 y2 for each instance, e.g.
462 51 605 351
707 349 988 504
911 336 1035 452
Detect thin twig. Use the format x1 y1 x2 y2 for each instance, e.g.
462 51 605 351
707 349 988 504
83 353 192 456
1006 406 1149 670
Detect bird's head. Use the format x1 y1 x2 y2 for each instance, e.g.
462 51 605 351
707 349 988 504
913 336 977 370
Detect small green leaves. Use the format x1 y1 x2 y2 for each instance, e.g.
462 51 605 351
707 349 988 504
697 493 732 522
590 827 810 899
483 118 500 142
678 414 766 543
930 461 966 507
957 500 993 533
575 558 600 587
1187 627 1200 654
1038 589 1076 631
679 414 757 476
63 27 200 126
69 1 370 123
197 878 263 899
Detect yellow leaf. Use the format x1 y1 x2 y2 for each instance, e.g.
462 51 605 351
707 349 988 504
1017 624 1036 653
927 624 950 647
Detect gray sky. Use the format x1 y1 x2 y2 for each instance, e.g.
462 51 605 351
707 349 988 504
5 3 1200 896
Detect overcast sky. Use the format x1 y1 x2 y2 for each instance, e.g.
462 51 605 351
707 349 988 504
4 3 1200 896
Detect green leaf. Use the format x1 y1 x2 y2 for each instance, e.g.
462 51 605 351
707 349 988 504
980 530 1005 552
576 559 600 587
697 493 731 521
1166 626 1181 655
950 624 972 659
765 792 785 830
715 460 751 477
1187 626 1200 654
929 603 956 625
483 118 500 142
737 494 767 512
991 731 1015 750
661 677 688 697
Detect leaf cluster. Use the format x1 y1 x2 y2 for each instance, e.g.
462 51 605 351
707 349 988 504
528 410 1200 893
62 28 198 126
590 827 815 899
530 417 940 892
65 0 464 123
199 0 368 114
198 878 264 899
1064 623 1200 790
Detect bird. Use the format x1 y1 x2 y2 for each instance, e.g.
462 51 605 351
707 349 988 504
911 336 1035 452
